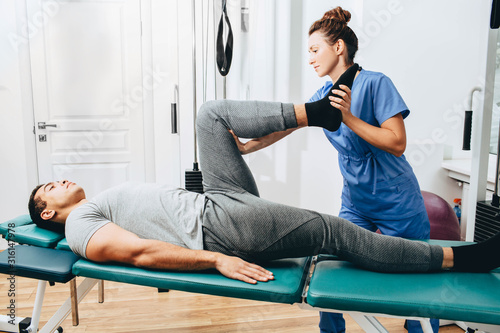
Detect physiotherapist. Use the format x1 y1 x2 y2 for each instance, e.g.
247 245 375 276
307 7 438 333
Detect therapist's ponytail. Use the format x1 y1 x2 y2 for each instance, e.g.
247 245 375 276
309 6 358 64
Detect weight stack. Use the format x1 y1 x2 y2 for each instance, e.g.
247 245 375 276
474 201 500 242
185 163 204 194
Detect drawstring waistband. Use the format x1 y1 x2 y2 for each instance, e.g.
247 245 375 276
342 152 379 195
371 156 378 195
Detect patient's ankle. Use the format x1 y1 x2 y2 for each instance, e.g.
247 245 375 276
441 247 454 269
294 104 308 127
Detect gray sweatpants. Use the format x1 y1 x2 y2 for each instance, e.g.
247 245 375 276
198 100 443 272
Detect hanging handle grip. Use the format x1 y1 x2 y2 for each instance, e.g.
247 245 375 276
462 110 472 150
171 84 178 134
216 0 233 76
463 87 482 151
171 103 177 134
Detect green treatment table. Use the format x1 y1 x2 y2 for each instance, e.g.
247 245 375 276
1 215 500 333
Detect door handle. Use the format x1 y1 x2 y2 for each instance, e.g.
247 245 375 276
38 122 57 129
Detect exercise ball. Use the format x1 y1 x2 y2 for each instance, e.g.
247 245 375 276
422 191 461 241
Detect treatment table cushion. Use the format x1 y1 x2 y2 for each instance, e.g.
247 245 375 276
0 245 79 283
55 238 71 251
0 215 64 248
0 214 33 232
307 261 500 325
73 256 311 304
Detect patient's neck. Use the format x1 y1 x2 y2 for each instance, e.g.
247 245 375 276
55 199 89 223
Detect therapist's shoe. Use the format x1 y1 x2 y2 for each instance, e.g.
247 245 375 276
405 318 439 333
305 63 359 132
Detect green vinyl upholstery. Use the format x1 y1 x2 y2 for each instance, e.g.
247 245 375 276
72 256 311 304
307 260 500 325
3 214 500 328
0 215 65 248
0 245 79 283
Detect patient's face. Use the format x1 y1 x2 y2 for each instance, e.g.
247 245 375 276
36 180 86 211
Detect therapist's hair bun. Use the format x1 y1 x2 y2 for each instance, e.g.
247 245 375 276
322 7 351 26
309 6 358 63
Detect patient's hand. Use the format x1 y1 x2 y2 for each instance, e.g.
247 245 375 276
215 253 274 284
229 128 297 155
86 223 274 284
229 130 258 155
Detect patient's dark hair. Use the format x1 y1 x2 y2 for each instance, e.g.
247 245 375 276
28 184 65 233
309 6 358 64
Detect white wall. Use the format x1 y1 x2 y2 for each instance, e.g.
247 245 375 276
0 0 38 249
199 0 346 214
150 0 182 186
349 0 490 205
241 0 491 213
179 0 490 215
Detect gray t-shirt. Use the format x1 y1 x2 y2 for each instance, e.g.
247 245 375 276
65 182 206 258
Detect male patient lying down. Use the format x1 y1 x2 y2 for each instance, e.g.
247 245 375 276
29 100 499 284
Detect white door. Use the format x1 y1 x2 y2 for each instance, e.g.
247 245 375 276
29 0 146 198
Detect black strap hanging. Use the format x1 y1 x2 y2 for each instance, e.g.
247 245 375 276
492 0 500 29
216 0 233 76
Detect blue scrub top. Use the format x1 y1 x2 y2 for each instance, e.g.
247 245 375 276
309 69 425 219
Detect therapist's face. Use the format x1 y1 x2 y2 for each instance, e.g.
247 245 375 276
308 31 341 78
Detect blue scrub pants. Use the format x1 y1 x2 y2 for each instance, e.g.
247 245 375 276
319 208 439 333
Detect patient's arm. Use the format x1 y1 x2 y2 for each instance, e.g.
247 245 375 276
86 223 274 284
229 104 307 154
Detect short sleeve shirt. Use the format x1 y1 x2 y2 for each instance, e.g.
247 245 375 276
65 182 206 258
